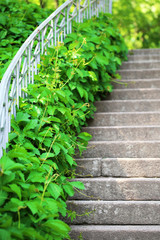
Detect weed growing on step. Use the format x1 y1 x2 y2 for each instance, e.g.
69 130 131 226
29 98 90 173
0 14 128 240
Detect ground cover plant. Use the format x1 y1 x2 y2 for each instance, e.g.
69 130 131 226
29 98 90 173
0 14 128 240
0 0 52 79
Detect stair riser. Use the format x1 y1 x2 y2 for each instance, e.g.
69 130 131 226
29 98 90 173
76 158 160 177
107 89 160 100
95 100 160 112
102 158 160 177
82 142 160 158
70 226 160 240
117 69 160 79
83 127 160 141
71 179 160 200
89 113 160 126
129 49 160 55
112 80 160 89
67 201 160 224
128 55 160 61
121 62 160 70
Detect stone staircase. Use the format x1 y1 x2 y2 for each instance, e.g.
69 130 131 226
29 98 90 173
68 49 160 240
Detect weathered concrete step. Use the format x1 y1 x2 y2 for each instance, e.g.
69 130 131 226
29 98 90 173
67 200 160 224
102 158 160 177
82 141 160 158
70 225 160 240
95 100 160 112
112 79 160 89
75 158 101 177
107 89 160 100
75 158 160 178
128 54 160 61
71 178 160 200
89 112 160 126
117 69 160 79
83 126 160 141
121 61 160 70
129 49 160 55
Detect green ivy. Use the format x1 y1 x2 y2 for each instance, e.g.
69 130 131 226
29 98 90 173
0 0 52 79
0 14 128 240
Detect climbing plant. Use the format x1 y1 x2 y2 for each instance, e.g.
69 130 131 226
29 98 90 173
0 0 52 79
0 14 128 240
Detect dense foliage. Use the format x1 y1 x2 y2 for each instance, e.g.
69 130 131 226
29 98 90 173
113 0 160 49
0 14 128 240
0 0 52 79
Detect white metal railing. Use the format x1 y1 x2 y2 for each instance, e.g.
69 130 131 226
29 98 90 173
0 0 112 158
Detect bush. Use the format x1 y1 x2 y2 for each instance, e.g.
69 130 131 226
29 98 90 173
0 14 128 240
0 0 52 79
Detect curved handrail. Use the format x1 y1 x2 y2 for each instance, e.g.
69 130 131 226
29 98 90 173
0 0 112 157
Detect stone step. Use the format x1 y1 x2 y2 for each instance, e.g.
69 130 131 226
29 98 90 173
128 54 160 61
95 100 160 112
70 225 160 240
75 158 160 178
112 79 160 89
83 126 160 141
117 69 160 79
71 178 160 200
107 89 160 100
121 61 160 70
67 200 160 225
102 158 160 177
89 112 160 126
75 158 101 177
129 49 160 55
82 141 160 158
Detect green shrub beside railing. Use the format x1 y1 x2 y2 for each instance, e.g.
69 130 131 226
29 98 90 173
0 14 128 240
0 0 53 79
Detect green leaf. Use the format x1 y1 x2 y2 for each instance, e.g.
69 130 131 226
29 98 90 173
22 227 45 240
0 191 8 207
16 112 30 123
9 132 17 141
8 146 29 160
0 229 11 240
48 117 61 123
70 181 85 190
77 86 84 98
65 154 74 166
0 156 16 172
23 119 38 131
95 53 109 66
78 132 92 141
75 68 84 78
43 219 70 234
63 184 74 196
0 30 7 39
52 144 61 156
9 27 21 34
40 152 55 160
26 200 40 215
9 184 21 200
0 214 12 228
48 183 62 199
88 71 97 81
3 198 24 212
27 171 45 183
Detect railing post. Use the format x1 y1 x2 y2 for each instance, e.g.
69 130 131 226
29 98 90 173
109 0 112 14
